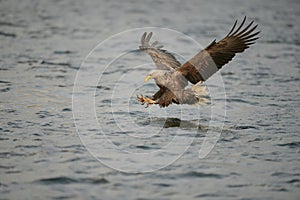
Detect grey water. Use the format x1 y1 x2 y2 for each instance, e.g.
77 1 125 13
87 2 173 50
1 0 300 199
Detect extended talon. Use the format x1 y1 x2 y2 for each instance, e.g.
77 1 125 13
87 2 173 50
137 95 146 105
137 95 156 107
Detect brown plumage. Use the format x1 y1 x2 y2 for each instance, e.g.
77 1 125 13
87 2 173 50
137 17 260 107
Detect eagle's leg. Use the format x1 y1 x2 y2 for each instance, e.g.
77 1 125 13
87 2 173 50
137 95 157 107
192 81 203 91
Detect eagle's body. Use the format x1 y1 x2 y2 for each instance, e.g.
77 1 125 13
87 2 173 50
148 70 199 107
137 17 260 107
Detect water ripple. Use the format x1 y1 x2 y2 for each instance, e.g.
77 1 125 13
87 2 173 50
35 177 109 185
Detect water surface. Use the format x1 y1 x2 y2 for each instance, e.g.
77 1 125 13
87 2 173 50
0 0 299 199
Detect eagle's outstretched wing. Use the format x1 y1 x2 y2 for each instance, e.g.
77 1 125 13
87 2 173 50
177 16 260 84
140 32 181 70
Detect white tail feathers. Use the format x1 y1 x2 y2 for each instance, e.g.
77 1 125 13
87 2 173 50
192 84 209 96
192 84 210 105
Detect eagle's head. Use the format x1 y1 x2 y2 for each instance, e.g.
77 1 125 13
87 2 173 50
144 70 169 83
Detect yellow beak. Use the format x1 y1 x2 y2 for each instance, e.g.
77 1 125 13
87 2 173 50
144 75 152 82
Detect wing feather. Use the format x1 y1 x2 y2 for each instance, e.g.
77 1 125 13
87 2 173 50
140 32 181 70
177 17 260 84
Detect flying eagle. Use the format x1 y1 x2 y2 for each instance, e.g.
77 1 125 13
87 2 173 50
137 17 259 107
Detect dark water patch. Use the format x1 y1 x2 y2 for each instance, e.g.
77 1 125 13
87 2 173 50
112 111 128 115
0 152 27 158
0 182 8 187
36 176 109 185
7 121 22 128
62 108 72 112
195 193 220 198
42 128 70 133
135 145 152 150
60 157 82 163
0 80 11 84
135 117 202 129
0 31 16 38
272 188 289 192
129 111 146 116
241 67 254 71
221 71 235 76
87 128 99 132
15 145 40 149
233 125 258 130
271 172 288 177
0 165 14 169
271 172 300 177
32 133 43 137
220 136 239 142
264 158 282 162
18 60 40 65
41 122 52 127
56 144 83 149
275 77 300 82
53 195 76 200
134 144 161 150
198 124 209 131
96 85 111 90
5 170 22 174
53 50 74 55
251 72 272 79
36 177 79 184
277 97 300 102
0 21 23 27
277 142 300 149
34 75 54 80
230 172 241 176
57 84 67 87
35 75 66 79
27 65 50 71
163 118 199 129
34 159 48 164
152 183 172 187
286 179 300 184
135 198 156 200
74 170 89 175
40 60 72 67
0 87 10 92
1 108 15 114
1 129 12 133
248 137 264 142
101 99 111 103
36 111 55 118
181 171 226 179
163 118 181 128
56 144 84 153
227 184 250 188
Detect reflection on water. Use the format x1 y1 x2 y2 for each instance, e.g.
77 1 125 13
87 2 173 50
1 0 300 199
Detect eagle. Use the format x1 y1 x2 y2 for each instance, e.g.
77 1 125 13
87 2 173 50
137 17 259 107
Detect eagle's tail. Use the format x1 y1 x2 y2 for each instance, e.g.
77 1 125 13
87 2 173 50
192 84 211 105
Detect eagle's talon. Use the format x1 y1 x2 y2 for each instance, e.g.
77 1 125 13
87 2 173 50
137 95 156 107
137 95 146 104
